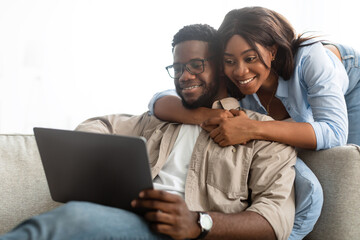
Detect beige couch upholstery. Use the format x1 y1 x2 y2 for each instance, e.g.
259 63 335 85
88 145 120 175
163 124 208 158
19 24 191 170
298 145 360 240
0 133 359 239
0 134 61 234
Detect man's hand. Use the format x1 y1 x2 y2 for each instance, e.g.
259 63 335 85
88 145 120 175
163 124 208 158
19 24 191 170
131 189 200 240
202 109 254 146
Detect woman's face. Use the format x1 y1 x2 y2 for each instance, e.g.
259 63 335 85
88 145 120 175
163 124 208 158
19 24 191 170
223 34 276 95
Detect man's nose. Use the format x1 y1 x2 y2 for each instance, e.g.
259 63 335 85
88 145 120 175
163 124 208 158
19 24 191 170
179 68 196 82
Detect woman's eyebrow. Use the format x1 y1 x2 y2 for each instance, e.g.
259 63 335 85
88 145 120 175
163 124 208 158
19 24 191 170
224 49 255 56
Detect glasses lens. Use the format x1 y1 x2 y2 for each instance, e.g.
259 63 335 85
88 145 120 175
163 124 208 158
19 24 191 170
173 64 183 78
166 64 182 78
186 60 204 75
166 60 205 79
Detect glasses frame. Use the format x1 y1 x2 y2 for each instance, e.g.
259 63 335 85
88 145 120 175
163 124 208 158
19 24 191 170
165 56 215 79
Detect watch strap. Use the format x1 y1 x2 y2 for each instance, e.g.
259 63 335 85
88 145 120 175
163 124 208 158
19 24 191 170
196 229 209 239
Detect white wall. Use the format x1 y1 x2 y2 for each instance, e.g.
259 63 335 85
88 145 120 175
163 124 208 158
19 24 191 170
0 0 358 133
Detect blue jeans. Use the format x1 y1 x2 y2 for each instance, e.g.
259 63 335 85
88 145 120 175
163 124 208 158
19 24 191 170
334 43 360 146
289 158 323 240
0 201 171 240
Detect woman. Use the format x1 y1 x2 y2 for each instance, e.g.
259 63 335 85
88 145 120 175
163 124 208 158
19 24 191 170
151 7 360 150
149 7 360 240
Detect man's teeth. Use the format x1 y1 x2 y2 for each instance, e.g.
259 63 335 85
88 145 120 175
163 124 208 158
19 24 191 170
183 85 201 90
239 77 255 85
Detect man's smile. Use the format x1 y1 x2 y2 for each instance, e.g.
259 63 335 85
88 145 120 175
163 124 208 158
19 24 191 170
181 85 202 90
179 82 204 93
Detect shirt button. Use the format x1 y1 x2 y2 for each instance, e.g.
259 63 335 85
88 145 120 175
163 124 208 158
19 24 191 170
232 147 236 153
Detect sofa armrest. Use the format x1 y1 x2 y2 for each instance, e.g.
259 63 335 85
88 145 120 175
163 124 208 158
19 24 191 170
298 145 360 240
0 134 61 235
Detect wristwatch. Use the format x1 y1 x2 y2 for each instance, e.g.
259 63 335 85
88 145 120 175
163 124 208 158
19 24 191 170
194 212 213 239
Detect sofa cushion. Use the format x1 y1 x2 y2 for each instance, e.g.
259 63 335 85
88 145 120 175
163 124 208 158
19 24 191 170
1 134 359 239
0 134 61 234
299 144 360 240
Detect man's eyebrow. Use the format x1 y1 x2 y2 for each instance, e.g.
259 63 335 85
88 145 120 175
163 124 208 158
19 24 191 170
224 49 255 56
173 57 206 64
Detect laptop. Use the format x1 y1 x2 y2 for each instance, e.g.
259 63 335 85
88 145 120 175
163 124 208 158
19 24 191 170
33 127 153 214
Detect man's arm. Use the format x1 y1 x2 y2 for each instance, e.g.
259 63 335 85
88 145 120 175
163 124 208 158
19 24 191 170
206 211 276 240
246 139 297 240
75 113 153 137
132 189 276 240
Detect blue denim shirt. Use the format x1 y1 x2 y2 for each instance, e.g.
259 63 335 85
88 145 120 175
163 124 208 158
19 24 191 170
149 41 349 150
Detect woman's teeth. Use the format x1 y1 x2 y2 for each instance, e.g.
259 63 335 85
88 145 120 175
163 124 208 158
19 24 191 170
239 77 255 85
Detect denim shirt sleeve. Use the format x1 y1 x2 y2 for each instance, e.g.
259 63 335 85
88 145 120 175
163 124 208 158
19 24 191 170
300 43 348 149
147 89 178 115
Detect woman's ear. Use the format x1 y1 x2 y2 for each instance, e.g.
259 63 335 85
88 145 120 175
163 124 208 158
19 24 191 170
270 44 278 60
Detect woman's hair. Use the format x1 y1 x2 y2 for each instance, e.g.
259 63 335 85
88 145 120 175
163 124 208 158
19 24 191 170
217 6 316 80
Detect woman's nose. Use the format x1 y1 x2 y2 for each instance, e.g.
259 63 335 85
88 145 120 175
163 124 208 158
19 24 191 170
234 62 249 77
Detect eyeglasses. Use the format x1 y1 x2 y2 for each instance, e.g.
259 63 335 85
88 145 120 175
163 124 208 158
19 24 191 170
165 57 214 79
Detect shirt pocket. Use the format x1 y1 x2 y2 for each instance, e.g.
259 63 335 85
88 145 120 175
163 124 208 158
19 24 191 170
206 144 251 202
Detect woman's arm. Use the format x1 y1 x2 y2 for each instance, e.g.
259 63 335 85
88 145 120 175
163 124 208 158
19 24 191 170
148 89 233 124
203 110 317 149
204 43 348 150
301 42 348 149
153 95 204 124
154 95 233 124
255 120 316 149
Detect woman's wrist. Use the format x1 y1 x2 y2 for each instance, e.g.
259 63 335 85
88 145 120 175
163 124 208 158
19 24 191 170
192 107 209 124
251 120 267 141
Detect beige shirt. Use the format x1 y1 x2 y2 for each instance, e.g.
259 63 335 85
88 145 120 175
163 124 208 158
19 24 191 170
76 97 296 240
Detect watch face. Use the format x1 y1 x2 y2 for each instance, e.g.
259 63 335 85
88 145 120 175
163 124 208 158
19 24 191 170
200 213 213 231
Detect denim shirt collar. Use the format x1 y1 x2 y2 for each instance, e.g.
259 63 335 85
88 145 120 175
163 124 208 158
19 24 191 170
239 76 288 115
276 76 289 98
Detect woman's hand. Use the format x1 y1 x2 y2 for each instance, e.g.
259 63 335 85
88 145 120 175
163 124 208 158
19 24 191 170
202 109 256 146
199 108 235 132
198 108 234 128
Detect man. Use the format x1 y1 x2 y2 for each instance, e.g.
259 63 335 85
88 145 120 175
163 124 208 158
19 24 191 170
0 24 296 240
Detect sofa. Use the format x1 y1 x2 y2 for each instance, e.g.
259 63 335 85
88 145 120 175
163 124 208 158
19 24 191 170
0 133 359 239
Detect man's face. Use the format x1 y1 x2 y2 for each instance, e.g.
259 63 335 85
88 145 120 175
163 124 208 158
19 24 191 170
173 40 219 109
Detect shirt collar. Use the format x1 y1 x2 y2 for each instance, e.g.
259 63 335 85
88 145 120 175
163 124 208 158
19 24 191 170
276 76 288 98
212 97 241 110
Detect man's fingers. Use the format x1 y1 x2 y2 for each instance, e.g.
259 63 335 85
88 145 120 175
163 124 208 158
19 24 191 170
150 223 179 238
151 223 190 240
139 189 180 203
132 199 175 212
145 210 175 225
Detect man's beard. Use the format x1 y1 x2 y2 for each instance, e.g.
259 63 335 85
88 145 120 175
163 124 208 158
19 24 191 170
176 79 219 109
